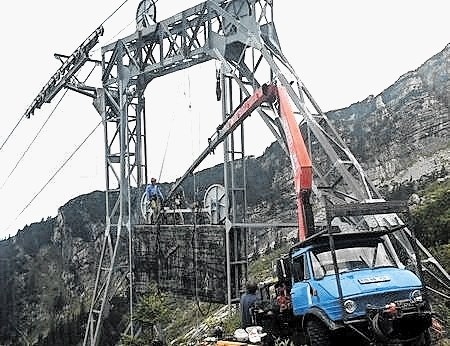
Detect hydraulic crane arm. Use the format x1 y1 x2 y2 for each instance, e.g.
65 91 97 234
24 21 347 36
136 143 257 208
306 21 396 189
276 86 313 241
167 83 313 241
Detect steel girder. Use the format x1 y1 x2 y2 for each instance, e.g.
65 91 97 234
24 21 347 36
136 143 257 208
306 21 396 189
25 26 104 119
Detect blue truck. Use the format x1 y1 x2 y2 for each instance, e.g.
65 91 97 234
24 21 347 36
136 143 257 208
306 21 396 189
252 201 433 346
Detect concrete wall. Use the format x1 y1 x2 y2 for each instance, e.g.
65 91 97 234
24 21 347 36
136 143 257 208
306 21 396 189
134 224 227 303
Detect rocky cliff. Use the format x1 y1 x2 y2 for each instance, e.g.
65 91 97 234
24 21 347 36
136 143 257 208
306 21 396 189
0 44 448 345
330 44 449 188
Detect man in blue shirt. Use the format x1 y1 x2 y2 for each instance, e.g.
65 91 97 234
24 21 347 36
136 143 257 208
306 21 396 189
146 177 164 223
146 177 164 201
240 281 258 328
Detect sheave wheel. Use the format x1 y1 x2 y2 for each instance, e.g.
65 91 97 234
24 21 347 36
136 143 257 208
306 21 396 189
306 319 331 346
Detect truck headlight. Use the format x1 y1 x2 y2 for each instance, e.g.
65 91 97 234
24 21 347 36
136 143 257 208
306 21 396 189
410 289 423 303
344 300 357 313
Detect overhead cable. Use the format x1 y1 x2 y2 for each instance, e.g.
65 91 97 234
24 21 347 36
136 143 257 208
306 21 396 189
92 0 140 53
0 115 24 154
24 27 104 119
90 18 135 56
0 64 97 193
0 89 69 192
99 0 131 27
8 120 102 232
90 0 160 57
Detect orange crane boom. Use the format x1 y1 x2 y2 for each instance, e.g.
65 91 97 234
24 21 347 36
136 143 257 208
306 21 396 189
276 86 313 241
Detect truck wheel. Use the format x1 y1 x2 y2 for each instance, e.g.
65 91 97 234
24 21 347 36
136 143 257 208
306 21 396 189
290 329 305 346
306 319 331 346
406 329 431 346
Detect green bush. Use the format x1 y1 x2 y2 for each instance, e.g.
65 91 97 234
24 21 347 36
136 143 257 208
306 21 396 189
411 179 450 247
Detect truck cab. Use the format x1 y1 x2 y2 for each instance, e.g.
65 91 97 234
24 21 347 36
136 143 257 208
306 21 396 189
289 231 431 344
253 202 433 346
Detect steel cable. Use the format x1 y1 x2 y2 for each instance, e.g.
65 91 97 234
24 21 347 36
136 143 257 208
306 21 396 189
0 64 97 192
6 120 102 233
0 89 69 192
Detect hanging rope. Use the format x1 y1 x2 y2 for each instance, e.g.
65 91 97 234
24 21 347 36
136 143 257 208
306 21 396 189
191 211 212 317
184 68 211 315
157 112 175 182
185 70 201 206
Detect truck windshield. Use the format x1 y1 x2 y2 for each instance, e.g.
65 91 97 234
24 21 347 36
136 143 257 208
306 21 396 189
310 240 396 278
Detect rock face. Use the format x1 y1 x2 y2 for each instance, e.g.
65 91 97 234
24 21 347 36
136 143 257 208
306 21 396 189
0 44 448 345
329 44 449 189
0 192 106 345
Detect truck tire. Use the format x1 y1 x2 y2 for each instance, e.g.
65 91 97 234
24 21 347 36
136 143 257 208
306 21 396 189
306 319 331 346
406 329 431 346
290 329 305 346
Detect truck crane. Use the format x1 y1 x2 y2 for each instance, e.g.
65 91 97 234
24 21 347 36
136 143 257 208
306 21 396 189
161 81 434 345
243 90 435 346
190 77 434 346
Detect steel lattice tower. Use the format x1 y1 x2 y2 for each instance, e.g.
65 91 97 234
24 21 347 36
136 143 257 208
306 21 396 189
19 1 448 345
81 1 450 344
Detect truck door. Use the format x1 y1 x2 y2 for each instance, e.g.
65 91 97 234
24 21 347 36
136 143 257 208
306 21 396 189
291 254 311 316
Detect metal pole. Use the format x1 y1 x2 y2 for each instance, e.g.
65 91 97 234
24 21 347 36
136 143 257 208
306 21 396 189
325 200 345 320
221 66 232 311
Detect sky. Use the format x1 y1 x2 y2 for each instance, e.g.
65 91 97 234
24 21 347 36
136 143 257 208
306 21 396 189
0 0 448 239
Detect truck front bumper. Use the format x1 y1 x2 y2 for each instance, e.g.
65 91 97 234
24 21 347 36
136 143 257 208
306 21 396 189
364 300 432 343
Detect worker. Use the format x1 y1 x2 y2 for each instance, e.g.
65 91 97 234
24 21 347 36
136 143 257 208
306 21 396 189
146 177 164 223
240 281 258 329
